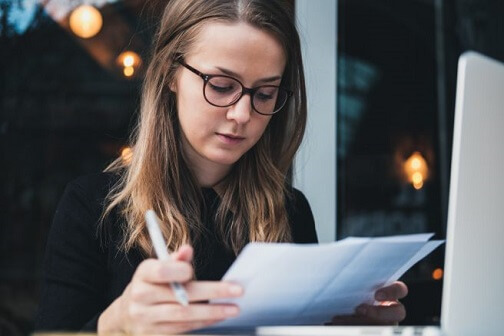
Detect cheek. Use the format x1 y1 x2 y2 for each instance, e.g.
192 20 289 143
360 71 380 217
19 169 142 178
177 89 214 138
240 117 272 154
250 117 271 142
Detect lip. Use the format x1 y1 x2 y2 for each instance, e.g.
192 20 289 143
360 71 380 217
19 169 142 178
216 133 245 145
217 133 245 139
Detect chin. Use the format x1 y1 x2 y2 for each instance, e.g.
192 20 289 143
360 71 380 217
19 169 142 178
206 151 244 166
209 155 241 166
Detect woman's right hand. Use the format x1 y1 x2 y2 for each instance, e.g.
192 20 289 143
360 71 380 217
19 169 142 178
97 244 243 335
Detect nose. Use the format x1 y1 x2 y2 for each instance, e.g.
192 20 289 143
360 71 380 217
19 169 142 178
226 93 252 125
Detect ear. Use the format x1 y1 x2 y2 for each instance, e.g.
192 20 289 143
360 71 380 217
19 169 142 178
169 78 177 93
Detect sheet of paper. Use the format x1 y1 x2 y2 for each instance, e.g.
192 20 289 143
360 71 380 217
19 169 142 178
205 234 443 330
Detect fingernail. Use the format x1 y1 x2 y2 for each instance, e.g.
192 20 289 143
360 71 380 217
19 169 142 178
376 291 386 301
356 305 367 315
229 285 243 296
225 307 239 316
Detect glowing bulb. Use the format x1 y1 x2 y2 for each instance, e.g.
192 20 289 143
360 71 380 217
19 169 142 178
121 146 133 164
412 172 423 184
117 51 141 68
404 151 428 190
123 55 135 67
412 172 424 190
413 180 424 190
69 5 103 39
117 51 142 78
432 268 443 280
123 66 134 77
413 182 423 190
411 157 421 170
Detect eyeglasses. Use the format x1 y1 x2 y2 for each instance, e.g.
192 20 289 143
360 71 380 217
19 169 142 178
177 60 292 115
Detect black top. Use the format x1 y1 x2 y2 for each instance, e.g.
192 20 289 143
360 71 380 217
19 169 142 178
35 172 317 332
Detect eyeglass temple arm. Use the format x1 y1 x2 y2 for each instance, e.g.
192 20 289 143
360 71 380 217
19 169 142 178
176 60 207 80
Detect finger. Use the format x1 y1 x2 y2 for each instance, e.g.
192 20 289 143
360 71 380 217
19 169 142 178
135 259 193 284
185 281 243 302
143 303 240 323
129 281 174 304
356 302 406 323
172 244 194 263
375 281 408 301
130 281 243 304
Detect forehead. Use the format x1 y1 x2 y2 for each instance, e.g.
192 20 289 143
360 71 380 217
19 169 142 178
186 21 286 78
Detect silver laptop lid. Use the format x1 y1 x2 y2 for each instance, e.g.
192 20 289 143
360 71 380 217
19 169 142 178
442 51 504 336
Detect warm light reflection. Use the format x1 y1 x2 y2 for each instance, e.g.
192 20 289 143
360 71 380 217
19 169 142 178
123 66 134 77
412 172 424 190
123 55 135 67
69 5 103 39
404 152 428 190
411 157 422 170
121 146 133 164
117 51 142 78
432 268 443 280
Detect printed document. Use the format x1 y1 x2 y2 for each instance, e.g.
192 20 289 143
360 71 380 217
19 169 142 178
206 233 443 330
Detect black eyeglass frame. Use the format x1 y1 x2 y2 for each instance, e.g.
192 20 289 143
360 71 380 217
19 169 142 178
177 60 293 115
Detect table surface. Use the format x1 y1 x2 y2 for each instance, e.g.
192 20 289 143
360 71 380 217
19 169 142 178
32 325 445 336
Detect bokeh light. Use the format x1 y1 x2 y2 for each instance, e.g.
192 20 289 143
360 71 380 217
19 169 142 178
69 5 103 39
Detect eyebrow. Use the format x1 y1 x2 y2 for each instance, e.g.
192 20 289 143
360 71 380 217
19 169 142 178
214 66 282 84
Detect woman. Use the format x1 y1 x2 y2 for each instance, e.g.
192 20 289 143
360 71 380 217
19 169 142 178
36 0 407 334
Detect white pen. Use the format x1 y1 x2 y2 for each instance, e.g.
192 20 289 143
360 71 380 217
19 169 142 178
145 209 189 306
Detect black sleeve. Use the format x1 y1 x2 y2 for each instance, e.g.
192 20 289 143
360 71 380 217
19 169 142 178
287 188 318 244
35 176 109 332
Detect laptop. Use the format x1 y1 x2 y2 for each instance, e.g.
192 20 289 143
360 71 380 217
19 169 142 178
440 51 504 336
257 52 504 336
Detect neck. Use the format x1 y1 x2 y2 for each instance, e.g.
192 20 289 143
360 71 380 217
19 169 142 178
191 160 231 188
181 136 232 188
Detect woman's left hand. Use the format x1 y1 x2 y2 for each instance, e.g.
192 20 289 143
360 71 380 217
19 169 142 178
330 281 408 325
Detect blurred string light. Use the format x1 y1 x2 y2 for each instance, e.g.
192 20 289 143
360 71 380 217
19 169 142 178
69 4 103 39
404 151 428 190
117 51 142 78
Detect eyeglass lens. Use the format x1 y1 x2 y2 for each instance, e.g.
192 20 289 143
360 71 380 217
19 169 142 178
205 76 288 115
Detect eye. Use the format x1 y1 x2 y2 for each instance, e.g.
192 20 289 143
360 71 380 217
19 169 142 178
255 87 278 101
209 83 233 93
208 77 238 94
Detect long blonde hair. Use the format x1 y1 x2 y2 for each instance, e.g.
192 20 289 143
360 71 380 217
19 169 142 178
102 0 307 257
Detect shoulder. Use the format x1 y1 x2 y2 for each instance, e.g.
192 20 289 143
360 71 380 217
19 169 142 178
59 172 119 215
38 172 121 331
66 171 120 205
51 172 121 242
286 187 310 208
285 187 318 243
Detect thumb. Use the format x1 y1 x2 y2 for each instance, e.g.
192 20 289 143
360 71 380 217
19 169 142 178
172 244 193 263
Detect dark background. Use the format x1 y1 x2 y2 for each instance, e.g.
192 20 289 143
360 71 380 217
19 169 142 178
337 0 504 325
1 0 503 334
1 1 162 334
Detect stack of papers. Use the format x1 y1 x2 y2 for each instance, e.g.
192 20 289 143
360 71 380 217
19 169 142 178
207 233 443 330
